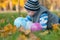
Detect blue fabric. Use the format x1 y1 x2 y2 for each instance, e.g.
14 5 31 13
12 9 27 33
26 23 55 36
14 17 23 28
14 17 27 28
25 13 48 29
14 17 32 30
40 13 48 29
25 15 32 21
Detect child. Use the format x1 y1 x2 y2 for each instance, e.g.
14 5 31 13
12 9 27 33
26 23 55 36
14 0 59 31
24 0 59 30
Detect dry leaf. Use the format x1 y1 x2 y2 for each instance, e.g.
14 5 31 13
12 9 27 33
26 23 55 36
7 23 13 30
18 34 28 40
19 27 25 32
12 26 17 33
52 24 59 31
24 30 31 35
4 26 9 31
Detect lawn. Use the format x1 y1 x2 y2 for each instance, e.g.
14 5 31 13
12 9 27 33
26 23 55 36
0 12 60 40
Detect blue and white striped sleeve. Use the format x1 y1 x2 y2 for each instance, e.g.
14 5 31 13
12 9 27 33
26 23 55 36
25 15 32 21
40 13 48 29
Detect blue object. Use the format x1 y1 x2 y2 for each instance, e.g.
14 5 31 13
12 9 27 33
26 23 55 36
25 21 33 30
40 13 48 29
26 15 32 21
14 17 26 28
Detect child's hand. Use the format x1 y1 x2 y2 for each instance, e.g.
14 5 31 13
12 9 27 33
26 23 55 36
19 27 25 32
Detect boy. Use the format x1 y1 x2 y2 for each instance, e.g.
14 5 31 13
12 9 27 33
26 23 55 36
24 0 59 30
14 0 59 30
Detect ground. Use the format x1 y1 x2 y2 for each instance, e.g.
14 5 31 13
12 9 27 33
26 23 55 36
0 12 60 40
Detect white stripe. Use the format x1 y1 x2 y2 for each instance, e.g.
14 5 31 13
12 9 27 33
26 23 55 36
40 15 48 24
40 20 48 24
32 0 38 2
40 16 48 19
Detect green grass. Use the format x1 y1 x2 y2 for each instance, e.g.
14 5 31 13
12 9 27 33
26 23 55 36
0 12 27 28
0 12 60 40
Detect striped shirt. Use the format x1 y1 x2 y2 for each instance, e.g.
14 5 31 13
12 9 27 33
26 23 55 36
40 13 48 29
14 13 48 29
26 13 48 29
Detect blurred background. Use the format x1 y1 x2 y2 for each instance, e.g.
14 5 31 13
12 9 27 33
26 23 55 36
0 0 60 12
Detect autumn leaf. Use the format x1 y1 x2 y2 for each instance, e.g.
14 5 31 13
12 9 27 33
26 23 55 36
19 27 25 32
4 26 9 32
12 26 17 33
24 30 31 35
52 24 60 31
18 34 28 40
29 33 41 40
7 23 13 30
